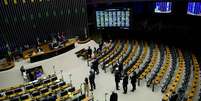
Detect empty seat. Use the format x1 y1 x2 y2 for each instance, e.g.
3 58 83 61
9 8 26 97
20 94 29 100
51 76 57 81
34 82 42 87
32 91 40 97
43 79 51 84
51 84 59 90
14 88 22 93
60 90 68 96
79 94 86 100
58 82 66 87
41 88 49 94
25 85 33 90
10 96 20 101
68 87 75 92
5 90 14 96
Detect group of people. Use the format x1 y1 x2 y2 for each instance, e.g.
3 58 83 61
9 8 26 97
83 70 96 97
114 63 138 94
48 33 66 50
83 41 138 101
82 46 100 97
20 66 44 82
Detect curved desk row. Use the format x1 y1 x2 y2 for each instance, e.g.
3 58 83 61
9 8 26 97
30 41 75 63
0 60 15 71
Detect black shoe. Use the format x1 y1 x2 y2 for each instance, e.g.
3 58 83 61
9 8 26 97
117 89 120 90
131 90 134 92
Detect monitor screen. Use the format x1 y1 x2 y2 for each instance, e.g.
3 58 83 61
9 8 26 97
96 8 130 29
187 2 201 16
155 2 172 13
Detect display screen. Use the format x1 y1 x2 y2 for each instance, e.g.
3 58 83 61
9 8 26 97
155 2 172 13
96 8 130 29
187 2 201 16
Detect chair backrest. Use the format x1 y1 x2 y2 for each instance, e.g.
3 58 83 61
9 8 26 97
41 88 48 94
10 96 20 101
51 76 57 81
60 90 68 96
34 82 41 87
43 79 51 84
32 91 40 97
20 94 29 100
14 88 22 93
79 94 86 100
68 87 75 92
25 85 33 90
51 85 59 90
5 90 14 96
58 82 66 86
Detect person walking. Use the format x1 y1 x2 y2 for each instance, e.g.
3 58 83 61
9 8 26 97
89 70 96 91
122 73 128 94
118 62 123 76
20 65 25 76
91 59 99 74
84 77 90 96
110 91 118 101
87 46 92 58
130 71 137 92
114 69 121 90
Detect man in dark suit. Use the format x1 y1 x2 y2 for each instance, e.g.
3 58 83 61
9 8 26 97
92 59 99 74
122 73 128 94
169 91 178 101
130 71 137 92
118 63 123 76
87 46 92 58
20 65 25 76
110 91 118 101
114 69 121 90
89 70 96 91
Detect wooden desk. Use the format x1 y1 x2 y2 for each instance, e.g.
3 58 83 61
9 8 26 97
23 48 37 59
30 39 76 63
0 60 15 71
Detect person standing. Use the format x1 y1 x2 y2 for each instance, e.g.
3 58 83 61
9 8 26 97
169 91 178 101
20 65 25 76
114 69 121 90
98 41 103 52
92 59 99 74
130 71 137 92
93 47 97 54
122 73 128 94
110 91 118 101
87 46 92 58
84 77 90 96
89 70 96 91
118 62 123 76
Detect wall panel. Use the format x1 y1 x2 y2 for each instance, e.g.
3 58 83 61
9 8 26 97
0 0 88 51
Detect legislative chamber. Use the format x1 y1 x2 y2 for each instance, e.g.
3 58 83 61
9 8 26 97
0 1 200 101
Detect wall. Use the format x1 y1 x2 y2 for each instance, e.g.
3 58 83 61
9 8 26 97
0 0 88 52
87 1 201 57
